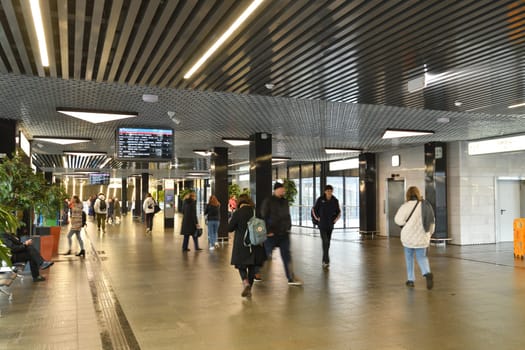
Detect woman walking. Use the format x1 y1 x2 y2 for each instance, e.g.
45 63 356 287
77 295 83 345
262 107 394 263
228 194 267 297
394 186 435 289
205 195 221 250
143 193 155 233
181 191 202 252
64 195 85 257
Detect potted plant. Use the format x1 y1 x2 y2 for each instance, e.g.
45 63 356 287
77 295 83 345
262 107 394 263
0 205 18 265
283 178 298 206
0 153 67 258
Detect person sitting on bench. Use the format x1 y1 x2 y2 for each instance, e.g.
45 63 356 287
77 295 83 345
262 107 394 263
0 233 54 282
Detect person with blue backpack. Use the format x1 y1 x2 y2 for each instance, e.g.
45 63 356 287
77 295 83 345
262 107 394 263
228 194 267 297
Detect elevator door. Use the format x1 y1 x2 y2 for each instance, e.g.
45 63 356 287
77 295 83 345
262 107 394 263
387 178 405 237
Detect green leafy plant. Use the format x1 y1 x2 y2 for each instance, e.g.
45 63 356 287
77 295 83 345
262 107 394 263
0 153 67 226
0 206 18 264
228 183 241 198
178 188 193 200
283 178 298 206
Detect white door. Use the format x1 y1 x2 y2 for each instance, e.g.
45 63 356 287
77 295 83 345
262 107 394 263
497 180 520 242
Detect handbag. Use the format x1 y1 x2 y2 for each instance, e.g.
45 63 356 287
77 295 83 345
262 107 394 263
195 228 203 237
153 204 161 214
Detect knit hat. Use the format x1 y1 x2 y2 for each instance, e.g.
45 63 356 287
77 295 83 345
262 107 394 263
273 182 284 190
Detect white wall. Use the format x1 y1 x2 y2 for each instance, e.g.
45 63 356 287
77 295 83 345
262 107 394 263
377 141 525 245
448 141 525 245
377 145 426 237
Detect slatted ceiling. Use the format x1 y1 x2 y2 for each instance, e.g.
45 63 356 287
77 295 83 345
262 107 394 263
4 0 525 175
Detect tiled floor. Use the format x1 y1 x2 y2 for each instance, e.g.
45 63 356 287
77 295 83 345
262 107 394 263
1 214 525 350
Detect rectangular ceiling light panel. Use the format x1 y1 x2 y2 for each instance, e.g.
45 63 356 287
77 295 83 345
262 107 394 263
329 158 359 171
468 135 525 155
382 129 434 139
33 136 92 145
57 109 138 123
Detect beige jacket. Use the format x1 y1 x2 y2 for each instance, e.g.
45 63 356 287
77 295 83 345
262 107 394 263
394 200 434 248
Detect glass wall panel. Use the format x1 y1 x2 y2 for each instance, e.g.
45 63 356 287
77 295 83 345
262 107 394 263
327 176 344 228
345 176 359 228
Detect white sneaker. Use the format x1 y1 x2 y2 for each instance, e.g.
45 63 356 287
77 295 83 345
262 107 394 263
209 246 215 251
288 277 303 286
214 243 220 248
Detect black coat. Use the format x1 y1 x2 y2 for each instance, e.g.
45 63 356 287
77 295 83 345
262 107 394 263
228 205 267 267
180 198 198 235
313 194 341 230
260 195 291 235
0 233 27 262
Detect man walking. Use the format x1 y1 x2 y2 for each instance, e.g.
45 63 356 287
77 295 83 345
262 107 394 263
94 192 107 233
260 182 302 286
312 185 341 269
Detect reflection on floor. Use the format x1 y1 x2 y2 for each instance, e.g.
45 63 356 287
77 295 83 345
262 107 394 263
1 214 525 350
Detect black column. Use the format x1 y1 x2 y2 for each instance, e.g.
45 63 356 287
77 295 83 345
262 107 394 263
359 153 377 234
44 172 53 185
141 172 149 220
134 176 141 217
425 142 448 239
0 119 16 158
212 147 229 240
121 177 128 215
249 133 272 215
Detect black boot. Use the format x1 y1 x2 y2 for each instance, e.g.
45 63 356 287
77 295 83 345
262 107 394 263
424 273 434 290
63 250 71 255
76 249 85 257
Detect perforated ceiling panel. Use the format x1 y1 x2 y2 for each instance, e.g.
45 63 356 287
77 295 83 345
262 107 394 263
1 1 525 176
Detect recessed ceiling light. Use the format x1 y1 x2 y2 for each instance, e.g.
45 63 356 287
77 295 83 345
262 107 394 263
142 94 159 103
436 117 450 123
29 0 49 67
63 151 107 156
324 147 361 154
193 150 214 156
33 136 92 145
454 101 463 107
508 102 525 109
382 129 434 139
265 83 275 90
57 108 138 124
184 0 264 79
222 138 251 146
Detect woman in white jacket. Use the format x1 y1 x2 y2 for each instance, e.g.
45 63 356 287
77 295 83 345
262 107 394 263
143 193 156 233
394 186 435 290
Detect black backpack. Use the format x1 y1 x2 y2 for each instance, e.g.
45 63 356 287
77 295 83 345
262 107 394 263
99 199 107 210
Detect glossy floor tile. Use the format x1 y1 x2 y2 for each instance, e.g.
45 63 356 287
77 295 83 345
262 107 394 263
1 214 524 350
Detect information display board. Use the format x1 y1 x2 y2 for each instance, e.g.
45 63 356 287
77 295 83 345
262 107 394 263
116 127 173 161
89 173 110 185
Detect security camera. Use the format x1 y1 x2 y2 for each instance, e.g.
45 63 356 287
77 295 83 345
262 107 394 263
167 111 181 125
167 111 175 118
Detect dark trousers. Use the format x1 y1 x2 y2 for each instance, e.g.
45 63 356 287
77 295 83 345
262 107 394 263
12 245 44 278
263 234 294 281
320 226 334 264
182 234 200 250
238 265 256 286
145 213 154 230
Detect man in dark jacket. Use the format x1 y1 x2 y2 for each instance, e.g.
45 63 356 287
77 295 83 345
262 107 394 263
0 233 54 282
260 182 302 286
312 185 341 269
